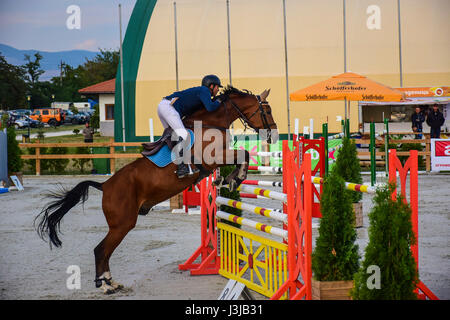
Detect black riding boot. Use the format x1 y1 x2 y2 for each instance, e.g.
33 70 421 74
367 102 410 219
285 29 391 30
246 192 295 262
175 137 199 178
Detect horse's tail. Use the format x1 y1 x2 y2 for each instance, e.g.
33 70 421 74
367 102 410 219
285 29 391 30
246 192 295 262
35 180 103 248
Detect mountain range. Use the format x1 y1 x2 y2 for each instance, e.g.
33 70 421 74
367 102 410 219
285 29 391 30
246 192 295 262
0 43 99 81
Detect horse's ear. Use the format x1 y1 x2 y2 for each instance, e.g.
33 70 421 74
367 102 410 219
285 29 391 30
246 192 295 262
260 89 271 101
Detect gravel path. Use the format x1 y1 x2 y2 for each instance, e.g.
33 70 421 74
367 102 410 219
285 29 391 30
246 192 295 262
0 173 448 300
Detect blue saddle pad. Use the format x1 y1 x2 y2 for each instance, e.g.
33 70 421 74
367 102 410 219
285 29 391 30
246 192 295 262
145 129 195 168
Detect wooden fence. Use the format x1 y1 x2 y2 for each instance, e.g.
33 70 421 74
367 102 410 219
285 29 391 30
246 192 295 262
19 138 142 175
19 135 432 175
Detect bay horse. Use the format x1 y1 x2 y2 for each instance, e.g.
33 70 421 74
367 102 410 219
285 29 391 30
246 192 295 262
35 86 278 294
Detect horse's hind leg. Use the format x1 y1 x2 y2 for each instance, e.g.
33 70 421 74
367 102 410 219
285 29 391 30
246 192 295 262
94 200 138 294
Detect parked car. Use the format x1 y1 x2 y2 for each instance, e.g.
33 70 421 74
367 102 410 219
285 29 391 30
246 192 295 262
30 108 64 126
78 111 91 123
13 117 29 129
12 115 41 129
11 109 32 117
24 115 42 128
63 110 86 124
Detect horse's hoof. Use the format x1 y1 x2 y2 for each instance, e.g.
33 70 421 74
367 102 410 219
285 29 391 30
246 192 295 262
212 176 224 188
101 283 116 295
229 180 237 192
111 280 124 291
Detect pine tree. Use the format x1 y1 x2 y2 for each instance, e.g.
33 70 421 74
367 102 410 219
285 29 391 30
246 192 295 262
352 184 418 299
312 168 360 281
333 137 363 203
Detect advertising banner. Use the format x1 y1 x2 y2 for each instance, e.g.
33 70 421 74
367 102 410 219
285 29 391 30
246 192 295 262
431 139 450 172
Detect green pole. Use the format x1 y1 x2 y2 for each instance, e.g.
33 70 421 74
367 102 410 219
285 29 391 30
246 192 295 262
384 118 389 176
323 123 329 176
370 121 376 186
346 118 350 138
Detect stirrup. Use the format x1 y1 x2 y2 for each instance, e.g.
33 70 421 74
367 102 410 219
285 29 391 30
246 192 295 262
176 163 191 179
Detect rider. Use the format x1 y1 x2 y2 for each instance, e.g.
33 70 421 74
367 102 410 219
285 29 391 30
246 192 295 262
157 74 223 178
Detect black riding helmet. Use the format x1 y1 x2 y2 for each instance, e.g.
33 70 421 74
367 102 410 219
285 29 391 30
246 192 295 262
201 75 223 88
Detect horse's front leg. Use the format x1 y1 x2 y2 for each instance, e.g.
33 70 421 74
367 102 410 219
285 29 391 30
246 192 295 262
222 149 249 192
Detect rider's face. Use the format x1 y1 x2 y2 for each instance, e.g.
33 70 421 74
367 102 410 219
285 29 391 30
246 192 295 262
210 85 220 97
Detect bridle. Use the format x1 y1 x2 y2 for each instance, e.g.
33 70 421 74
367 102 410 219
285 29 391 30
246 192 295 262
224 94 276 133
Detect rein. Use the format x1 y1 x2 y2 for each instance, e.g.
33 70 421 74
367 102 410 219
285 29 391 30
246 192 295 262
225 94 276 133
184 92 275 134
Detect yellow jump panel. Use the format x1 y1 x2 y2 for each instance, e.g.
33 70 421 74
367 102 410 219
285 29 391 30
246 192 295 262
218 222 288 299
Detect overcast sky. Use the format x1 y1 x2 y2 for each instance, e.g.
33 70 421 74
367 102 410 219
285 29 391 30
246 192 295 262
0 0 137 52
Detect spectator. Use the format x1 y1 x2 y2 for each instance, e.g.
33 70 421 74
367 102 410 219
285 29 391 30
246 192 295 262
411 107 425 139
82 122 94 143
426 104 445 138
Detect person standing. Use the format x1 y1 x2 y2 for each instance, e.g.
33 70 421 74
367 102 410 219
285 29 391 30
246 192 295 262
411 107 425 139
426 104 445 138
83 122 94 143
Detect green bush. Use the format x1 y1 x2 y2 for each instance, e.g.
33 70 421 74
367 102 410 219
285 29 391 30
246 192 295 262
46 145 69 174
6 126 23 173
399 143 424 168
334 137 363 203
351 183 418 300
72 147 92 173
312 168 360 281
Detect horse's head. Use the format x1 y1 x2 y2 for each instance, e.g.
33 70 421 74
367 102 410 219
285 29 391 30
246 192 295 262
223 87 279 144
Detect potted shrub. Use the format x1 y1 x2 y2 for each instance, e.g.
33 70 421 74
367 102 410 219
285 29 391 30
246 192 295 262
352 184 418 299
333 137 364 227
311 168 360 299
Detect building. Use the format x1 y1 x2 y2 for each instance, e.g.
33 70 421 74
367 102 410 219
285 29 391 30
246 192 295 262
78 79 115 136
113 0 449 142
51 102 91 111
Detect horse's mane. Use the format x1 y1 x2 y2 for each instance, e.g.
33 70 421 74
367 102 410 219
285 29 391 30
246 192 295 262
184 85 254 122
221 85 253 98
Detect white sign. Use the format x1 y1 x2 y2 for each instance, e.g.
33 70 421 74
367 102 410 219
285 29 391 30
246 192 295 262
218 279 246 300
10 175 24 191
430 139 450 172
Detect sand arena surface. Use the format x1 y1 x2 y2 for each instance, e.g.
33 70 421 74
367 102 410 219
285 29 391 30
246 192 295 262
0 174 448 300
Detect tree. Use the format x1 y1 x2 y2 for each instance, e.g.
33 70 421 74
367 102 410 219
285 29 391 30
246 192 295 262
351 184 418 300
6 123 23 173
311 168 360 281
333 137 363 203
90 104 100 132
50 49 119 103
77 49 119 86
0 53 27 110
23 52 45 85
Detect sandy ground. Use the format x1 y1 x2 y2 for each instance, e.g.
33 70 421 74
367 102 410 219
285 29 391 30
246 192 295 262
0 173 448 300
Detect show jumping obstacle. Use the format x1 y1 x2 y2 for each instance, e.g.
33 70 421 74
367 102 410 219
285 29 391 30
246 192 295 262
180 142 438 300
179 140 314 299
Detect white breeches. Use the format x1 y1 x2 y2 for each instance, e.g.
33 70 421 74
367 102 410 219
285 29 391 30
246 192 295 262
157 98 189 141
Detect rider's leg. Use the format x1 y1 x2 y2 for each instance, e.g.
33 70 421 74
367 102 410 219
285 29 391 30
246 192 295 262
157 99 199 178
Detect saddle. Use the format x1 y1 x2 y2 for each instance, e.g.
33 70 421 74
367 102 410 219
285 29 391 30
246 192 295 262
141 127 177 157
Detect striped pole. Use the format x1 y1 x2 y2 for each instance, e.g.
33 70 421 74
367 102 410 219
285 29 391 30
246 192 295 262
328 144 343 153
240 193 279 200
242 180 283 187
216 196 287 223
236 184 287 202
311 176 376 194
328 132 345 140
253 151 283 158
216 211 288 239
248 166 282 173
